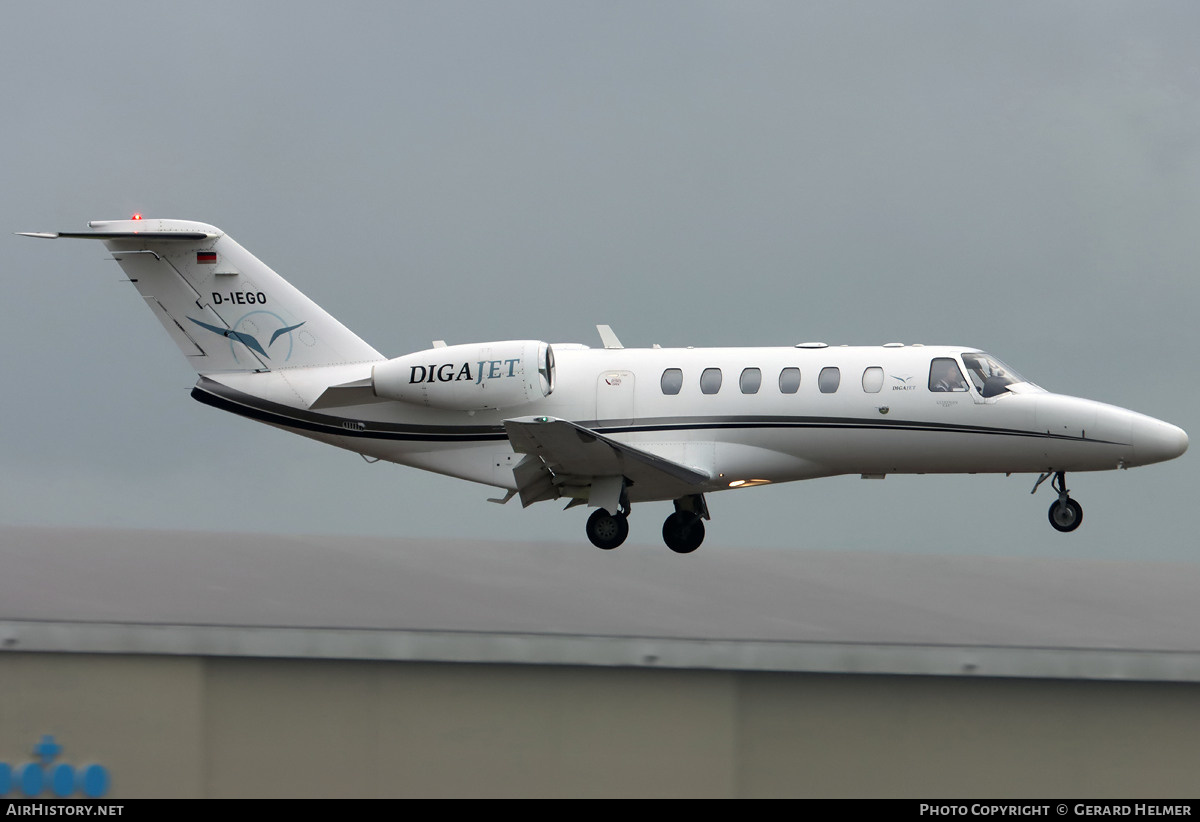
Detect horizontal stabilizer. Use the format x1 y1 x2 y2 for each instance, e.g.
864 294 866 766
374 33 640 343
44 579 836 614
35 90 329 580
18 231 214 240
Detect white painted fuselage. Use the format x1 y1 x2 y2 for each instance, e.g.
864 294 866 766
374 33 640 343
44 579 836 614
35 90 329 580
201 342 1185 502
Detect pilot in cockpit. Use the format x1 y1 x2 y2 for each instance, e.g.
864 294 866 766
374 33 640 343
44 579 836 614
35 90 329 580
931 359 969 392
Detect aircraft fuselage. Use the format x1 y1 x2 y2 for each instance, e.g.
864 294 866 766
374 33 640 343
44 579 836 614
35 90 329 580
195 343 1185 501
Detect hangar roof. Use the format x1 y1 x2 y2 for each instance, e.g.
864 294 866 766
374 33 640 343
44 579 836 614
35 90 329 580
3 526 1199 682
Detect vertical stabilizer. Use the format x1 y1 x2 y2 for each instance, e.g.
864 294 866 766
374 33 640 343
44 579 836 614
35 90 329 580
23 218 383 374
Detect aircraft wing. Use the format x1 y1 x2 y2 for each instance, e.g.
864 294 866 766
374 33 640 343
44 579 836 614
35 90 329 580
503 416 710 511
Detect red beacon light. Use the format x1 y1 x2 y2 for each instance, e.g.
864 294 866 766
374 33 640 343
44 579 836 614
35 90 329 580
130 213 142 220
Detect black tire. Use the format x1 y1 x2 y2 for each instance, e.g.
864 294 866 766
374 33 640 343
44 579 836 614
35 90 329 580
586 509 629 550
662 512 705 554
1048 497 1083 532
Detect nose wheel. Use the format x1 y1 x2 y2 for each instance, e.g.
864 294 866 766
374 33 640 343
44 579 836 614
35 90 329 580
1036 471 1084 533
1049 497 1083 532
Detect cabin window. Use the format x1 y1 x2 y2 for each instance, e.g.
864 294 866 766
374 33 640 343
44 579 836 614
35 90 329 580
778 367 801 394
700 368 723 395
660 368 683 395
740 367 762 394
862 366 884 393
818 367 841 393
929 358 969 392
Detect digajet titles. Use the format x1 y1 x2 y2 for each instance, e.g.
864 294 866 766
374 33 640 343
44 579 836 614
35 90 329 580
409 359 522 386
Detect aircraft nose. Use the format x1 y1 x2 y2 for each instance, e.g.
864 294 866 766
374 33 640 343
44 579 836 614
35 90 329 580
1131 415 1188 466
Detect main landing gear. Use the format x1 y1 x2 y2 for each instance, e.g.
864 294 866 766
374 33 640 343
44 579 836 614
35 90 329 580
585 508 629 550
662 495 709 554
1033 471 1083 533
662 512 705 554
584 494 710 553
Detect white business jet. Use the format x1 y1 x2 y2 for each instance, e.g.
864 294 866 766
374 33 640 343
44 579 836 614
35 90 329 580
22 218 1188 553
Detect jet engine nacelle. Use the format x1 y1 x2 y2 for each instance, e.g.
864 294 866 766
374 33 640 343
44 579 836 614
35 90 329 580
372 340 555 411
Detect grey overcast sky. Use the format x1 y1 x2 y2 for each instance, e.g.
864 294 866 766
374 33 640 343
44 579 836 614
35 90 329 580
2 2 1196 561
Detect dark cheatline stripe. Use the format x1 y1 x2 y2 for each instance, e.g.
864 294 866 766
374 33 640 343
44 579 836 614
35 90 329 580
191 379 509 442
191 378 1127 446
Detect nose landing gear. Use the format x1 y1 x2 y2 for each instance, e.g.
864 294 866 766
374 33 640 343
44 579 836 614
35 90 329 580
1034 471 1083 533
1049 496 1083 532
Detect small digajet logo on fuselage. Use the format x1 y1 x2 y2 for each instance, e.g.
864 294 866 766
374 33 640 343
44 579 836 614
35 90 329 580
189 311 305 363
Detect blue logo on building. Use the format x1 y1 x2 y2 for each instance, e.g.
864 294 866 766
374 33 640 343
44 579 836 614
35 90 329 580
0 735 109 798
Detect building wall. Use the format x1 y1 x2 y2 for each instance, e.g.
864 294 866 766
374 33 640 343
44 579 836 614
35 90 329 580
737 673 1200 797
2 652 1199 798
0 654 204 798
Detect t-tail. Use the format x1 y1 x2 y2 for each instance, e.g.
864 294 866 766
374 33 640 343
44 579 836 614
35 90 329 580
20 218 382 373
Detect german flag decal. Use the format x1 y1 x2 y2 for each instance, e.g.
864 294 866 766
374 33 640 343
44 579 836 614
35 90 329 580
197 251 217 264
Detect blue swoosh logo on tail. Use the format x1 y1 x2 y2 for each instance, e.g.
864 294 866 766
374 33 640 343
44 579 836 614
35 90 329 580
189 318 270 358
269 322 305 347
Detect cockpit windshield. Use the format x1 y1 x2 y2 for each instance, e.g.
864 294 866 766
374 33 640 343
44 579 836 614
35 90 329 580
961 352 1026 398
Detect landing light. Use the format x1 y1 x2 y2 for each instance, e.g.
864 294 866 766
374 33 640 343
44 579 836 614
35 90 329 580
729 479 771 488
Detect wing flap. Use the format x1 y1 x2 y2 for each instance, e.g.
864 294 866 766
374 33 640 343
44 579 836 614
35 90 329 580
503 416 710 508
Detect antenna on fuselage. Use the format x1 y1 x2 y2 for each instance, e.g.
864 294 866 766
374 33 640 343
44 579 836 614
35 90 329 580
596 325 624 349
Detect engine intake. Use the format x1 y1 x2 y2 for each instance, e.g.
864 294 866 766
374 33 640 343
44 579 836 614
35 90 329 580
372 340 554 411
